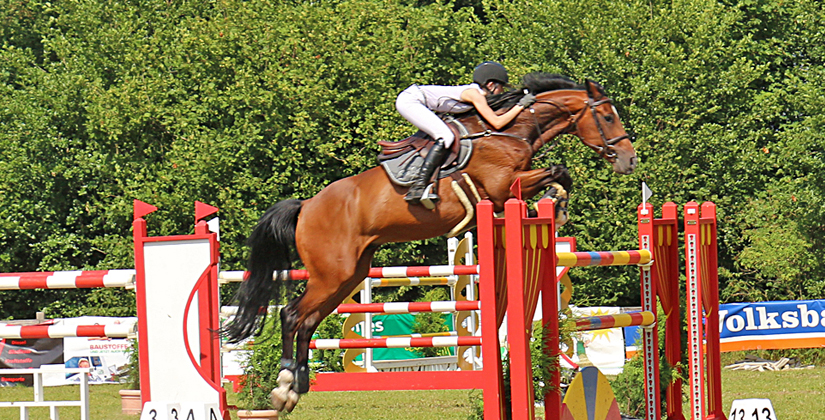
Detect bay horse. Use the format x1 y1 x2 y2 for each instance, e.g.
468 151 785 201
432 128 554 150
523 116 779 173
224 73 636 411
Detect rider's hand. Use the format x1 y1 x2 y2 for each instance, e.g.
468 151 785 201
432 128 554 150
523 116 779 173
517 93 536 108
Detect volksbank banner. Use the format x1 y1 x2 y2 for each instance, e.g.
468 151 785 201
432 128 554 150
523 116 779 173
719 300 825 352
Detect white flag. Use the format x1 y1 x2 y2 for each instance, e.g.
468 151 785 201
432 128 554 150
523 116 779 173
207 217 220 242
641 182 653 205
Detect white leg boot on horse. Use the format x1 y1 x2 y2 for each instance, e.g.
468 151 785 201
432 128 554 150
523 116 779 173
270 369 300 412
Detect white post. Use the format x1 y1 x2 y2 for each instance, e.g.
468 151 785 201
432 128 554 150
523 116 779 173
32 371 43 402
447 237 458 304
79 370 90 420
362 277 374 371
464 232 478 368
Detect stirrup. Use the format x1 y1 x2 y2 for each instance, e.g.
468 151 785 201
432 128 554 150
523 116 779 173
404 186 424 203
419 183 439 210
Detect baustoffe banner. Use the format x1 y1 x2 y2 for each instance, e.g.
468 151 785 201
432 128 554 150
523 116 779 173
719 300 825 352
0 316 134 386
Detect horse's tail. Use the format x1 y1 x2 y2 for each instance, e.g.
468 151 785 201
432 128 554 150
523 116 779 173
223 199 303 344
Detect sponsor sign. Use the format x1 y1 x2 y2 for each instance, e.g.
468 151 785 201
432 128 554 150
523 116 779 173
0 316 134 386
719 300 825 352
350 313 455 361
59 317 132 385
0 338 63 386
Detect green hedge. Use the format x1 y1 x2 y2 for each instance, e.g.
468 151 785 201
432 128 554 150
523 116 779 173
2 0 824 319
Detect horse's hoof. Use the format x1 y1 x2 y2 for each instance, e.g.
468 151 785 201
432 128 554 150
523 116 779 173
284 390 300 412
270 387 288 412
271 387 300 413
270 369 295 411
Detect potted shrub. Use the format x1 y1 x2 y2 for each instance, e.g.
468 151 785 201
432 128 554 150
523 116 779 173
119 338 142 415
236 324 283 420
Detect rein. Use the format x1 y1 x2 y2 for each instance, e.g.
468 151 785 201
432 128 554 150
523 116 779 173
457 92 629 162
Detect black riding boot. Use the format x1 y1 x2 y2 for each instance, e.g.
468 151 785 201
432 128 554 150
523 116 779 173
405 139 449 204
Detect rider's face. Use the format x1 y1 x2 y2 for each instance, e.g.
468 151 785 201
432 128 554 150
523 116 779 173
485 82 503 95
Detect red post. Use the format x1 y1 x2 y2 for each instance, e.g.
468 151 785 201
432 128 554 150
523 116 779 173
700 203 726 420
477 200 504 420
683 202 705 420
536 199 561 420
194 217 229 420
504 198 535 420
133 205 153 408
637 203 661 420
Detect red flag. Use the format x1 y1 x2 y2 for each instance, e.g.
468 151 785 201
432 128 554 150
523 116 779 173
195 201 219 222
133 200 158 220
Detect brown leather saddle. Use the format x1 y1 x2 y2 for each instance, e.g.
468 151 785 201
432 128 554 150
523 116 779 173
377 119 474 187
377 119 466 167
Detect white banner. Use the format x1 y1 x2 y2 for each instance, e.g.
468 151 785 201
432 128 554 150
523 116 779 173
566 307 626 375
45 316 134 386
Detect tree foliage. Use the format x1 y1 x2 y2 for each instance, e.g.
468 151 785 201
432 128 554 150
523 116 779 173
1 0 823 319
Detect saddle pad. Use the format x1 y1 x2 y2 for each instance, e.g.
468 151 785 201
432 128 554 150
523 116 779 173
380 139 473 187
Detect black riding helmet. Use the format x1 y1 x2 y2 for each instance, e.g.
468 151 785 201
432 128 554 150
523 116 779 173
473 61 509 88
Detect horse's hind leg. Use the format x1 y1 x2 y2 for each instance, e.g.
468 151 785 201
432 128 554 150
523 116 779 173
268 297 301 412
279 298 299 370
292 246 378 393
270 243 378 411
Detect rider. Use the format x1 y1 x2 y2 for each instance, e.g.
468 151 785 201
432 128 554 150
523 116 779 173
396 61 536 204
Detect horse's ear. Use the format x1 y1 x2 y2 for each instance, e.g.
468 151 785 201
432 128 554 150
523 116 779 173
584 79 606 99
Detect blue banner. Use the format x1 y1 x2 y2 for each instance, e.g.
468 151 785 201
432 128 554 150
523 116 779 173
719 300 825 351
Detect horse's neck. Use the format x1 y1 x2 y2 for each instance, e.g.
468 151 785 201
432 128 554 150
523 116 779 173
529 90 588 149
459 90 585 152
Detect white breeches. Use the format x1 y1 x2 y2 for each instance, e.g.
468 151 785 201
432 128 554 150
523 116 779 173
396 86 456 147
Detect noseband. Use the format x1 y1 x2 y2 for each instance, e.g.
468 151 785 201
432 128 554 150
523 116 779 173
585 98 630 160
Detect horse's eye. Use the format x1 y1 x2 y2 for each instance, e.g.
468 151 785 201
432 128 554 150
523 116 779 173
604 114 614 123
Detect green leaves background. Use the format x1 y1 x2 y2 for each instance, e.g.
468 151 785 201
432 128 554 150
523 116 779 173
1 0 823 318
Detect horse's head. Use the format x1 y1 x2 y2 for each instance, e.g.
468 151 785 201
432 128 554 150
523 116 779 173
573 80 637 174
522 75 637 175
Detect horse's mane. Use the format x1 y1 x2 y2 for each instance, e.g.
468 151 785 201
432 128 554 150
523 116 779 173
487 73 583 110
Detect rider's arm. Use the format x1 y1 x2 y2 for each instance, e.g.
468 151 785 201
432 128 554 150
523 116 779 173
461 88 525 130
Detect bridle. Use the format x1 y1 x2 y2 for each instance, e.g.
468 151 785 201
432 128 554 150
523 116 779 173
530 94 630 161
583 97 630 160
460 91 630 161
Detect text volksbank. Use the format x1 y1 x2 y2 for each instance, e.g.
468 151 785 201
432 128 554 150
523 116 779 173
719 300 825 336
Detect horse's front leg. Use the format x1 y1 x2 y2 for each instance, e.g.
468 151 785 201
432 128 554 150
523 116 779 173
536 182 570 225
515 165 572 224
514 165 572 199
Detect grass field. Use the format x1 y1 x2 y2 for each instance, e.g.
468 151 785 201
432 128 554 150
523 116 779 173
1 367 822 420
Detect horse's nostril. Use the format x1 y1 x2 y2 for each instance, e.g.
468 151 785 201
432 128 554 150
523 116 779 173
630 156 638 167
